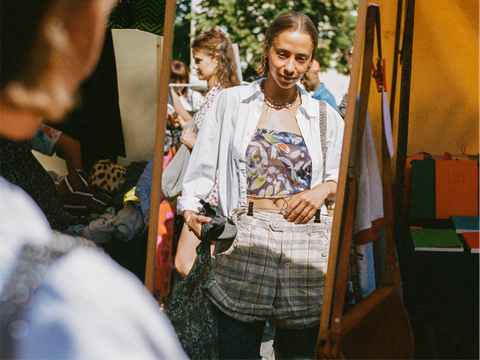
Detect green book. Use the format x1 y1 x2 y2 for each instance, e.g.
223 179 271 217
410 228 463 252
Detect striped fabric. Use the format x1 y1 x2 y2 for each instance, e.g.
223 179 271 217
57 169 112 217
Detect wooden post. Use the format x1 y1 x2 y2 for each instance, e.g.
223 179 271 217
393 0 416 224
389 0 404 118
144 0 177 293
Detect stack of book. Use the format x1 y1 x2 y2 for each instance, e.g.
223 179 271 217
452 216 479 253
410 216 479 253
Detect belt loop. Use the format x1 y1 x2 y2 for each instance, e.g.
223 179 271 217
307 222 312 236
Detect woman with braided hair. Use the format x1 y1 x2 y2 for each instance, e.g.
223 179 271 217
178 11 344 359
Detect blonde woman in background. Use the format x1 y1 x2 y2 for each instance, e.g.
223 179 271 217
174 27 240 277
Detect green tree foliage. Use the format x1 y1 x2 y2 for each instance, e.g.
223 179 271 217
193 0 357 76
173 0 192 67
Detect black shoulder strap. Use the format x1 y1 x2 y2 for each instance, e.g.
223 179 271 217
0 233 98 359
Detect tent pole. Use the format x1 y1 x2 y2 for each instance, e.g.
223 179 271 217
389 0 404 117
145 0 177 293
394 0 415 224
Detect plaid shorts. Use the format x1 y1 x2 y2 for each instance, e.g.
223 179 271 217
206 207 332 328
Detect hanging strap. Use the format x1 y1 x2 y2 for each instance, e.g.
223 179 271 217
319 100 335 217
319 100 328 184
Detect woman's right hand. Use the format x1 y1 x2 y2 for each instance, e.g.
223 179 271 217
179 128 196 149
184 210 212 238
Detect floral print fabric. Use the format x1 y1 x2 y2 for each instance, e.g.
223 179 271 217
31 124 62 156
245 129 312 198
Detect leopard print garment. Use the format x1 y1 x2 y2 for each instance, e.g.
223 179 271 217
88 159 127 194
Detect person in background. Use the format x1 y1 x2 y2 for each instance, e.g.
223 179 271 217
170 59 203 115
338 46 354 119
178 11 344 359
31 124 83 172
0 0 187 358
174 27 241 277
301 59 340 113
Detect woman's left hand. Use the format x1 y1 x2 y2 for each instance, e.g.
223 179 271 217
283 181 336 224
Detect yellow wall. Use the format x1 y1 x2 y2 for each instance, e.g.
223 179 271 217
367 0 479 159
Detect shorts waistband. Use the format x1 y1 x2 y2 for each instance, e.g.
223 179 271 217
231 207 329 231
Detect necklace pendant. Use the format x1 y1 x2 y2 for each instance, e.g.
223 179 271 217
266 107 271 114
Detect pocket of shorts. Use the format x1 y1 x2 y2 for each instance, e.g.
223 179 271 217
320 215 333 244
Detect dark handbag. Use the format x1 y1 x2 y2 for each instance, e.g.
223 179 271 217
165 200 236 360
166 241 218 360
198 200 237 242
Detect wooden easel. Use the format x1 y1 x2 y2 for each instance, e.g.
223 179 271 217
144 0 177 292
318 0 403 342
318 0 372 335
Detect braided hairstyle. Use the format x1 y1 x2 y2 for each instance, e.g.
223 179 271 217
191 27 240 88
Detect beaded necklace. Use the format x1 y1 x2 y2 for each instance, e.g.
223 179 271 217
260 80 300 114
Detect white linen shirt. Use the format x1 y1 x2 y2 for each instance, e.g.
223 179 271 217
177 80 345 217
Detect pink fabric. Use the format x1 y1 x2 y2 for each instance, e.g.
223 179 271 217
154 151 176 299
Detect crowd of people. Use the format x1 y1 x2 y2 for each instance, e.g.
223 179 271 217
1 1 348 358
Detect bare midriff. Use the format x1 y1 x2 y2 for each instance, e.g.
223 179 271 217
246 189 308 214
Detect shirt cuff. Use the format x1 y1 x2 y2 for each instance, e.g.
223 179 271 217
176 196 202 215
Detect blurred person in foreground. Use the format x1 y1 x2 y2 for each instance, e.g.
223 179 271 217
0 1 187 358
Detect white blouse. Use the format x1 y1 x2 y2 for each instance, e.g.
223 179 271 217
177 79 345 217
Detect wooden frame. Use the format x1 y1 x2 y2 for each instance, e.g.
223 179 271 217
144 0 177 292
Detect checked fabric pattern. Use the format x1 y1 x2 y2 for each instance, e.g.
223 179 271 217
108 0 167 36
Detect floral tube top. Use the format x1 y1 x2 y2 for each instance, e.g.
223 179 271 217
245 129 312 198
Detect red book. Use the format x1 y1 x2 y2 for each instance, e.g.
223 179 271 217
461 232 479 253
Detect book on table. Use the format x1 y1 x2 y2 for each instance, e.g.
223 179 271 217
451 216 479 233
410 228 464 252
460 232 479 253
